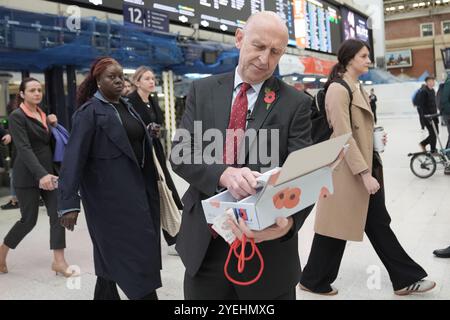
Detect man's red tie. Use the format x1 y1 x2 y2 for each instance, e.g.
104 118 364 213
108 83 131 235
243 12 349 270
224 82 251 166
209 82 251 239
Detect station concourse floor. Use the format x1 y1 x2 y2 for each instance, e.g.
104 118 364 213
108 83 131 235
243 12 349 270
0 115 449 300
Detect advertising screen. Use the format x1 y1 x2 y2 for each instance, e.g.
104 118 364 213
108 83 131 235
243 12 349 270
341 6 369 42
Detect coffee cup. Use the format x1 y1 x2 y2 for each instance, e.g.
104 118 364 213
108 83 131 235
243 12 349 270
373 127 385 153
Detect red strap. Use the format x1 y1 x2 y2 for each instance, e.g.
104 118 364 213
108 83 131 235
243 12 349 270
224 234 264 286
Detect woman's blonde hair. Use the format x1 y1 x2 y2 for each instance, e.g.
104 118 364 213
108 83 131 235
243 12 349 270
132 66 154 86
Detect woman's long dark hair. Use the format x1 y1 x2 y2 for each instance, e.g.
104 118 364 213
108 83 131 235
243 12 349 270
14 77 41 110
324 39 371 90
76 56 120 107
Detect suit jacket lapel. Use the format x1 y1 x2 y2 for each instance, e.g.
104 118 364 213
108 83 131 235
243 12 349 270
213 73 235 136
247 76 280 132
243 76 280 159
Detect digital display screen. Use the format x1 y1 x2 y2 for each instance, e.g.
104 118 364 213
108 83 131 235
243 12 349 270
50 0 296 45
293 0 342 54
341 7 369 43
150 0 296 45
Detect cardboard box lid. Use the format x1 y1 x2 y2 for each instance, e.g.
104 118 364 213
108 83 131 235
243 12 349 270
274 133 352 186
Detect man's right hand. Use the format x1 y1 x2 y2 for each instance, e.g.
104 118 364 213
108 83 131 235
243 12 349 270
39 174 58 191
219 167 261 200
60 211 79 231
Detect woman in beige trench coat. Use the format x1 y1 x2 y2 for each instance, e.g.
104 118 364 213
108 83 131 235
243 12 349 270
299 39 435 297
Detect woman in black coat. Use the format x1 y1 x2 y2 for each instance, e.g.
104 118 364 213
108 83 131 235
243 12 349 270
0 78 72 276
58 57 161 300
128 66 182 246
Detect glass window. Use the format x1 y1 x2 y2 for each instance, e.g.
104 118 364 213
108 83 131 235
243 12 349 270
421 23 434 37
443 21 450 34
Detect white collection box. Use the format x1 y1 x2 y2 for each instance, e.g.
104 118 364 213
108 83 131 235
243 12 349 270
202 133 352 230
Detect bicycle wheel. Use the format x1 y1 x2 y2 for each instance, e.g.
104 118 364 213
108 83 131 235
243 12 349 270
410 153 436 178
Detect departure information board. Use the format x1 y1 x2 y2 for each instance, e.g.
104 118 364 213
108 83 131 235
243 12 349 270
54 0 296 44
149 0 296 45
51 0 368 55
293 0 342 54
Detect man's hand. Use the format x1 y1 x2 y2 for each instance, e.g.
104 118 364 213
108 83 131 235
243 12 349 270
227 216 294 243
1 134 11 145
60 211 79 231
219 167 261 200
39 174 58 191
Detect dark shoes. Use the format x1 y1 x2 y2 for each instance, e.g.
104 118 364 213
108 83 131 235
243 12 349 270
445 166 450 175
433 246 450 258
1 200 19 210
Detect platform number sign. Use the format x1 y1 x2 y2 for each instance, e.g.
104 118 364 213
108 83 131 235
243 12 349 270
123 3 169 32
123 3 145 28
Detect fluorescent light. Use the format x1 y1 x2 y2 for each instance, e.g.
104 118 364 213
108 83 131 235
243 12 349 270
123 68 136 74
292 76 298 81
157 93 165 97
200 20 209 27
320 78 327 83
184 73 212 79
390 6 396 10
302 77 316 82
398 5 404 9
365 81 373 85
413 3 419 7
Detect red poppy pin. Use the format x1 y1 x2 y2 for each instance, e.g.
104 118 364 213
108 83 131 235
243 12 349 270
264 88 276 110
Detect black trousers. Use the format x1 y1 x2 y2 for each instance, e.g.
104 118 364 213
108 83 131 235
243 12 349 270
300 177 427 293
4 187 65 250
94 276 158 300
184 237 296 300
420 118 439 152
417 107 425 130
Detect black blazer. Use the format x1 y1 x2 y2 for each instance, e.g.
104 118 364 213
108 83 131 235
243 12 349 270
127 91 183 209
170 72 313 299
9 108 55 188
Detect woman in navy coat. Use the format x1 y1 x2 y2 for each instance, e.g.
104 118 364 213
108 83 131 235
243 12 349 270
57 57 161 300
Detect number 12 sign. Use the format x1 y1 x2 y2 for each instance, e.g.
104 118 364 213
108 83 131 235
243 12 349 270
123 3 145 28
123 3 169 32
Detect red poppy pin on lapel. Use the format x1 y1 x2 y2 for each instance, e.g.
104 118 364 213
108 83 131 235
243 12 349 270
264 88 276 110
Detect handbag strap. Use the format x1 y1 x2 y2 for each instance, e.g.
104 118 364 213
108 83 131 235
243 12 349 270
152 148 165 182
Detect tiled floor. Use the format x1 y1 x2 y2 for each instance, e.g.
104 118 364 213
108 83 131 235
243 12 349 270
0 114 449 300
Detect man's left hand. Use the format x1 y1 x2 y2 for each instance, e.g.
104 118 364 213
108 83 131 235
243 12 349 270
227 216 293 243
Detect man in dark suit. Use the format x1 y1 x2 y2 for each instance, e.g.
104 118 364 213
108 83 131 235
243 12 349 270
170 11 313 300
